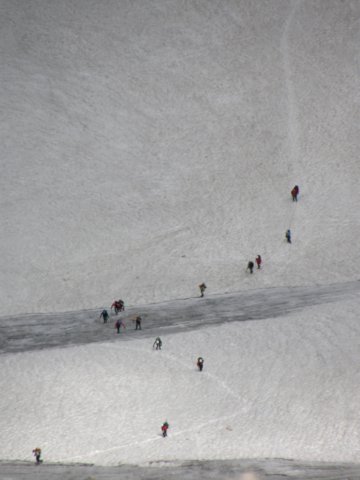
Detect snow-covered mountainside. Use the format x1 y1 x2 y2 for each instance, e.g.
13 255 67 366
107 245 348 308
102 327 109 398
1 0 359 316
1 0 360 470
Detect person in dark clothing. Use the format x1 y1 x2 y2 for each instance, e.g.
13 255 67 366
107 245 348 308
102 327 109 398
161 421 169 437
199 283 207 297
115 319 121 334
291 185 299 201
247 261 254 274
286 229 292 243
100 309 109 324
115 319 125 334
255 255 262 269
197 357 204 371
153 337 162 350
135 316 142 330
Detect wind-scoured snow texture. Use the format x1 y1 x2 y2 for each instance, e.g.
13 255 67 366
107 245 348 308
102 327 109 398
1 0 360 315
1 298 360 465
1 0 360 469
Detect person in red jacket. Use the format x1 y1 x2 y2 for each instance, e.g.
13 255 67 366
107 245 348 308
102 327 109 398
291 185 299 201
111 299 125 314
255 255 262 269
161 421 169 437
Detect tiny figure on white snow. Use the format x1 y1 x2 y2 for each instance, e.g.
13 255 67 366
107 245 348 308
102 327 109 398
197 357 204 372
255 255 262 269
32 447 42 464
291 185 299 202
111 299 125 314
161 421 169 437
247 261 254 274
153 337 162 350
135 316 142 330
100 309 109 324
115 319 125 334
286 229 292 244
199 283 207 297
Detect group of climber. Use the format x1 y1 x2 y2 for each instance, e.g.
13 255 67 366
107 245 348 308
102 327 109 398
156 355 205 439
246 185 299 272
103 185 298 330
114 315 142 333
111 299 125 314
247 255 262 274
286 184 299 243
100 300 142 335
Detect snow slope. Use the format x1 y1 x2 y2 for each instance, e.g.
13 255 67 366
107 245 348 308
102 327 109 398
1 297 360 465
1 0 359 315
1 0 360 469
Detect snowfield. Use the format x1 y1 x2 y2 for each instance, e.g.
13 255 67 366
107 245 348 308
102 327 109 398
1 293 360 466
1 0 360 474
1 0 359 316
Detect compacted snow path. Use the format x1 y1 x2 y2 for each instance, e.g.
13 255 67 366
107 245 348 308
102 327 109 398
1 281 359 354
1 458 360 480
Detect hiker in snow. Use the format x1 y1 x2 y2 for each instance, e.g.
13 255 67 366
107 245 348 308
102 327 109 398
111 299 124 314
100 309 109 324
161 421 169 437
291 185 299 202
285 229 292 244
135 316 142 330
199 283 207 297
115 319 125 334
32 447 42 464
255 255 262 269
153 337 162 350
111 300 118 314
115 319 121 334
247 261 254 274
197 357 204 372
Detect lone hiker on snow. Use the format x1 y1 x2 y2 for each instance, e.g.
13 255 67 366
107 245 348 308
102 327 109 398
199 283 207 297
135 316 142 330
286 229 292 244
291 185 299 202
255 255 262 269
32 447 42 464
115 319 125 334
247 261 254 274
153 337 162 350
161 421 169 437
100 309 109 323
197 357 204 372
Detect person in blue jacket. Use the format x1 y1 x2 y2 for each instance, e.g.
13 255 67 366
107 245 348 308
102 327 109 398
286 229 292 243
